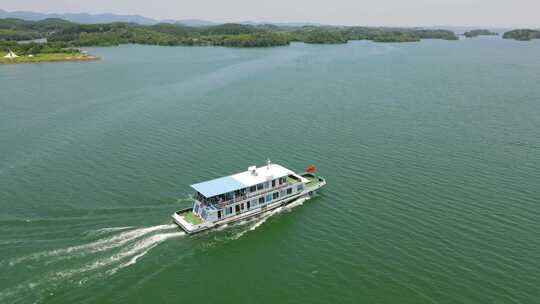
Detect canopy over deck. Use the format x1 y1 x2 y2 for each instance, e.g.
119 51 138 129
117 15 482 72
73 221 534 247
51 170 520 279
190 163 294 198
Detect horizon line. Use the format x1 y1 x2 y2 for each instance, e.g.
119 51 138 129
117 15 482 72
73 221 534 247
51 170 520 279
1 9 539 29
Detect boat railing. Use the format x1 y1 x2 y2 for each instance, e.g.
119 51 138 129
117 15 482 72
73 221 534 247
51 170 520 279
212 182 295 208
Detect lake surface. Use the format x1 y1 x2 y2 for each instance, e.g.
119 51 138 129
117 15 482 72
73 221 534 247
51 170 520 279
1 38 540 304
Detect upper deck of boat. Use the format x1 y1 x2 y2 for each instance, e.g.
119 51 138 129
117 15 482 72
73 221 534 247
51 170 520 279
190 163 304 199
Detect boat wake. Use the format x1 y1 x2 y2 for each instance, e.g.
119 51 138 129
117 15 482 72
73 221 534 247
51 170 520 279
8 224 177 266
57 230 186 277
1 197 310 303
0 223 184 303
84 226 134 237
231 196 310 240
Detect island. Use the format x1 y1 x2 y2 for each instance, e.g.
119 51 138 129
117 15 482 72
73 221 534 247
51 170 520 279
0 17 461 61
342 27 457 42
463 29 498 38
502 29 540 41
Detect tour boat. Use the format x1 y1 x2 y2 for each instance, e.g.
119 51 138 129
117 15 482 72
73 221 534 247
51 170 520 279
173 161 326 234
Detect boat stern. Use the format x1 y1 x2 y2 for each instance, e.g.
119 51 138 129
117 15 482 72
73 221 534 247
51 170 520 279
172 208 214 234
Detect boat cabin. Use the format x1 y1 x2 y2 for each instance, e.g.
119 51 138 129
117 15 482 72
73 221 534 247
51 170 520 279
190 163 307 222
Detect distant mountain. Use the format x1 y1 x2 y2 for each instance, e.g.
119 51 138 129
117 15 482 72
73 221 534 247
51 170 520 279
0 9 323 28
240 21 324 27
175 19 218 27
0 9 159 24
0 9 224 27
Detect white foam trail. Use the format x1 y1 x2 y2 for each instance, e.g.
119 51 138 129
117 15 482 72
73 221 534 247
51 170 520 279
232 230 247 239
58 231 186 277
232 213 274 239
9 224 176 266
232 197 310 239
85 226 134 237
285 197 308 209
118 247 153 268
249 217 268 231
0 230 185 304
216 224 228 231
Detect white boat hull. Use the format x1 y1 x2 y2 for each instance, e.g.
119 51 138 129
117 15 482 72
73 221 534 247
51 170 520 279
173 177 325 235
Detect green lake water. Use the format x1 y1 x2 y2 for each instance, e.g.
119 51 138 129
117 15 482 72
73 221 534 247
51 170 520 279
1 38 540 303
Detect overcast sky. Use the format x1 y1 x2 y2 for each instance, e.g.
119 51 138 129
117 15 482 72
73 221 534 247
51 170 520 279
1 0 539 28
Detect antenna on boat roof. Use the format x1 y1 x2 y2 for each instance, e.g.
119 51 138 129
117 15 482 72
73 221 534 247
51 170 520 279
266 158 271 169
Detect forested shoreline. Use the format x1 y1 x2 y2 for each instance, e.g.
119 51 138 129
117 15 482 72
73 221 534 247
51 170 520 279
1 18 460 55
2 18 538 58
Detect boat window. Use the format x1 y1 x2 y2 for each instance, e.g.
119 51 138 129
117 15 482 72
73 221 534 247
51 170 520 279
257 183 264 190
247 201 251 209
266 194 272 202
249 186 256 192
297 184 304 191
272 180 276 188
194 204 199 213
264 182 269 189
259 196 265 204
287 188 292 195
225 207 232 215
251 199 257 207
273 192 279 199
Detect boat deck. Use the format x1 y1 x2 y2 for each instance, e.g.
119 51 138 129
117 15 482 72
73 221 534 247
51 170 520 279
180 211 204 225
301 173 326 190
287 175 301 185
173 209 213 234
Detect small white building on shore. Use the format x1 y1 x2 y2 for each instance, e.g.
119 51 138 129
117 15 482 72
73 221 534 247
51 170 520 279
4 49 19 59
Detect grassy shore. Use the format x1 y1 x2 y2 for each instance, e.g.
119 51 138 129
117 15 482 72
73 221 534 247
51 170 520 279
0 52 98 64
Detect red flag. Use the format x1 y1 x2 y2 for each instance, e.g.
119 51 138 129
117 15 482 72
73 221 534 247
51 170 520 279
307 165 317 173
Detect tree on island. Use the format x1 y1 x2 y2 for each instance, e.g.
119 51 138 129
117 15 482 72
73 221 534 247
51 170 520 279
464 29 498 38
502 29 540 41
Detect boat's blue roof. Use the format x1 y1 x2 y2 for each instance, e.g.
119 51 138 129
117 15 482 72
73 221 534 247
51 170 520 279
190 164 294 198
190 176 247 198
